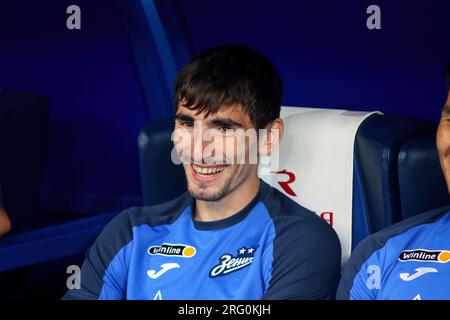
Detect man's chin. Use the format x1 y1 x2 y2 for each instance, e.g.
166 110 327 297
189 192 222 202
187 183 227 202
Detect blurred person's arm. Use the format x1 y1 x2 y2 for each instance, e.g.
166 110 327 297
0 206 11 237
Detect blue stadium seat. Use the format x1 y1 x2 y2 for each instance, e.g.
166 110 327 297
0 90 118 273
397 131 449 221
138 118 186 206
352 114 436 248
0 90 49 232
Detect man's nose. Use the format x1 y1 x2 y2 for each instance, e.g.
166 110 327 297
191 124 215 163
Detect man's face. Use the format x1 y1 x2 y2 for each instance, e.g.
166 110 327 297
436 90 450 194
173 104 259 202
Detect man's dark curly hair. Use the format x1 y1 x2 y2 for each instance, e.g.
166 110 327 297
174 45 283 129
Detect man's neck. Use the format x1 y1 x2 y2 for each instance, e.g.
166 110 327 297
194 176 260 222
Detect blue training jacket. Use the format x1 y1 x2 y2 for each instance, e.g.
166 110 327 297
63 179 341 300
337 205 450 300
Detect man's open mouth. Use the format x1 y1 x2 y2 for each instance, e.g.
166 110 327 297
192 164 227 175
191 164 229 183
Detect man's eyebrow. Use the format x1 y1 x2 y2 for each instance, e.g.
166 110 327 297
175 113 194 122
175 113 245 128
442 105 450 115
208 117 245 128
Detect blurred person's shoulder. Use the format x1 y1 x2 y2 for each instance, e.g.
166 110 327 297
352 205 450 262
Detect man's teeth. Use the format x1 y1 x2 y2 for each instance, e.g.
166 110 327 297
192 165 226 175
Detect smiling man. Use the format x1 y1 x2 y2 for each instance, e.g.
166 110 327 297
63 45 341 300
337 61 450 300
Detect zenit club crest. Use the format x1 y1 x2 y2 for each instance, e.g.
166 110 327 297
209 247 257 278
147 243 196 258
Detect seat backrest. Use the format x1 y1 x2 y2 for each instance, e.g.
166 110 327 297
0 90 50 232
397 131 449 220
138 118 186 206
258 107 379 263
352 115 435 248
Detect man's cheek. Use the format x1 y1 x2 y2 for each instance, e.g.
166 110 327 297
437 123 449 157
176 143 192 164
437 130 450 192
173 131 194 163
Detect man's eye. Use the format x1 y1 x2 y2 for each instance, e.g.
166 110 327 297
180 121 194 128
218 127 234 135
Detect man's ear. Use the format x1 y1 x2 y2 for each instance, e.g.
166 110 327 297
259 118 284 156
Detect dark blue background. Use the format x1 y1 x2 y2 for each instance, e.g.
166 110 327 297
0 0 449 214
